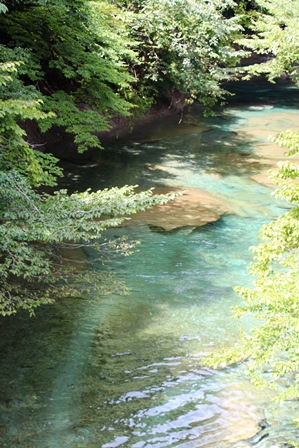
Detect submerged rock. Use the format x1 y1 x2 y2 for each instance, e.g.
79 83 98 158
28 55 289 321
234 108 299 187
121 187 232 231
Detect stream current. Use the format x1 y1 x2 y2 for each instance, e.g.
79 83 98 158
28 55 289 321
1 79 299 447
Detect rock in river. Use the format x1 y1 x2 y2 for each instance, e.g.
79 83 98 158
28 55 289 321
120 187 232 231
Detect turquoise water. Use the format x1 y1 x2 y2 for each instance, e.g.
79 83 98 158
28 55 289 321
1 79 299 447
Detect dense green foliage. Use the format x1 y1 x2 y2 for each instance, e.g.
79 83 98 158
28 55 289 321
0 167 175 315
239 0 299 81
0 0 137 151
119 0 246 111
0 0 246 142
0 62 61 187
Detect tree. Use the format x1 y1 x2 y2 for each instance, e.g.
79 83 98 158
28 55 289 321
0 0 248 134
117 0 246 112
0 168 176 316
0 14 177 316
208 136 299 402
238 0 299 82
0 61 61 187
0 0 138 151
208 0 299 405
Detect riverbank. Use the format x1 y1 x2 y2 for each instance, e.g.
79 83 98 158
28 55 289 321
38 93 187 164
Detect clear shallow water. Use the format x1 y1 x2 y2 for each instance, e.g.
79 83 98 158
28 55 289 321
1 79 299 447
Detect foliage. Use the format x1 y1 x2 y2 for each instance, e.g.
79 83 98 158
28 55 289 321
0 2 6 13
0 169 176 316
204 1 299 408
0 7 177 316
238 0 299 81
207 132 299 402
118 0 247 112
228 0 259 30
0 0 137 151
0 61 61 187
0 0 249 135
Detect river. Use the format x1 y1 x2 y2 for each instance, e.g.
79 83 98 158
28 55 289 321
1 78 299 447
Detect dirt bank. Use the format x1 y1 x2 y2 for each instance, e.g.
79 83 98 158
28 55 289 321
24 92 187 164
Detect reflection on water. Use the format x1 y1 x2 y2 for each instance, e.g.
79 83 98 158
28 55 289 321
1 79 299 447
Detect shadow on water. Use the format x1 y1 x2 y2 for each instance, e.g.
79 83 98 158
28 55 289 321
57 77 299 194
59 115 270 194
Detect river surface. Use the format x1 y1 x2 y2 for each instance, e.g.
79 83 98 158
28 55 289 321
1 79 299 447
